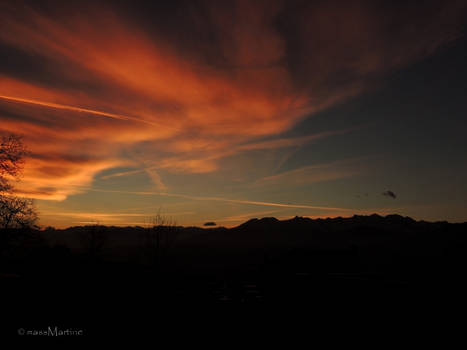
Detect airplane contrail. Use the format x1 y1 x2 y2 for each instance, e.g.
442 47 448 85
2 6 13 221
87 188 353 211
0 94 174 129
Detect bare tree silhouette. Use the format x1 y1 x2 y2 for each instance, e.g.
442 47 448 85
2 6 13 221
143 210 179 274
0 134 38 230
0 196 37 230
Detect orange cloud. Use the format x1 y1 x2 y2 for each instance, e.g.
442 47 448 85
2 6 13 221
14 156 121 200
0 0 464 203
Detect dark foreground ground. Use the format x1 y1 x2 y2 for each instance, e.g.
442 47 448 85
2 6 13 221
2 214 467 340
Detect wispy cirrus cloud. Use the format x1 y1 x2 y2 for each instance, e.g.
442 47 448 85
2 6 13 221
101 128 352 179
249 157 373 189
0 0 465 206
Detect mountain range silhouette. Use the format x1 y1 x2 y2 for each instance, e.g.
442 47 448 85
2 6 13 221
32 213 466 283
3 213 467 337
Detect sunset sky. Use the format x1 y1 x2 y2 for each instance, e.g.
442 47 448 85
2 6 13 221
1 0 466 228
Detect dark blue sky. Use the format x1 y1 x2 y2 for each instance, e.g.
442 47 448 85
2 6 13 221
276 32 467 221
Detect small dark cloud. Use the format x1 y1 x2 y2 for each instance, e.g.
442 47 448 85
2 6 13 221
382 190 397 199
204 222 216 226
